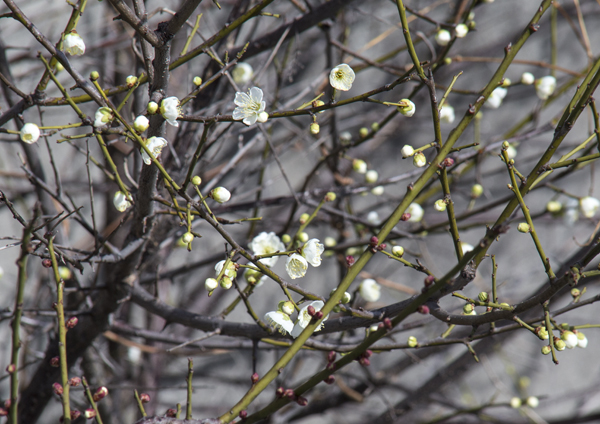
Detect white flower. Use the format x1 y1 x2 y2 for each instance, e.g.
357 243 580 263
521 72 535 85
290 301 327 338
365 170 378 183
63 32 85 56
133 115 149 133
413 152 427 167
440 104 455 124
401 145 415 158
461 242 474 254
339 131 352 143
301 239 324 267
94 107 114 128
577 331 588 348
359 278 381 302
407 203 424 222
398 99 416 117
506 144 517 159
113 191 131 212
561 331 578 349
211 187 231 203
286 253 308 279
264 311 294 335
205 278 218 292
329 64 355 91
250 232 285 267
371 186 384 196
141 136 168 165
233 87 266 126
455 24 468 38
160 97 181 127
367 211 381 226
535 76 556 100
564 198 579 226
484 87 508 109
352 159 367 174
215 260 237 279
434 199 447 212
20 123 40 144
580 196 600 218
232 62 254 85
435 29 451 46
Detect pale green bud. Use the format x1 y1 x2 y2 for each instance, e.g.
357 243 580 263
517 223 530 233
147 101 159 114
359 127 369 138
182 232 194 244
191 176 202 186
193 76 202 86
282 234 291 244
478 292 488 302
298 232 309 243
471 184 483 198
392 246 404 257
299 213 310 224
220 276 233 290
407 336 418 348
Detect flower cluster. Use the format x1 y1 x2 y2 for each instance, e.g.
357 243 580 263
285 238 324 279
263 300 329 339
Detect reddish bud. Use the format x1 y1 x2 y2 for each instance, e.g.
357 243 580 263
6 364 16 373
401 213 411 221
383 318 392 330
50 357 59 367
370 236 379 245
307 306 316 317
326 361 336 370
296 396 308 406
166 409 177 417
314 311 324 320
53 383 63 396
424 275 435 287
239 410 248 419
70 410 81 420
345 256 355 266
42 259 52 268
378 323 384 330
84 409 96 419
364 350 373 358
324 375 335 385
0 408 7 417
359 357 370 367
93 386 108 402
327 351 336 363
66 317 78 329
140 393 150 403
69 377 81 387
276 387 285 398
4 399 11 409
417 305 430 314
377 243 386 251
441 157 455 167
251 373 259 384
284 389 296 400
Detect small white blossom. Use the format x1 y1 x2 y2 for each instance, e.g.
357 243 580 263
250 232 285 267
160 97 181 127
371 186 385 196
265 311 294 335
435 29 451 46
286 253 308 279
233 87 266 126
301 239 324 267
365 170 378 183
205 278 218 292
113 191 131 212
510 397 522 409
141 136 168 165
63 32 85 56
329 64 355 91
398 99 416 117
455 24 469 38
401 145 415 158
564 198 580 226
211 187 231 203
367 211 381 226
181 232 194 244
461 242 474 254
535 76 556 100
440 104 455 124
521 72 535 85
133 115 149 133
215 260 237 279
484 87 508 109
232 62 254 85
407 203 424 222
506 144 517 160
392 246 404 257
580 196 600 218
94 107 114 128
339 131 352 142
359 278 381 302
20 123 40 144
577 331 588 348
291 301 327 338
413 152 427 167
561 330 578 349
526 396 539 408
434 199 447 212
353 159 367 174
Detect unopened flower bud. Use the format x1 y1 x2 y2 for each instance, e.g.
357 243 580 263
53 383 63 396
407 336 418 347
359 127 369 138
220 276 233 290
341 291 352 303
352 159 367 174
181 232 194 244
365 170 378 183
50 357 59 367
251 372 259 384
69 377 81 387
478 292 489 302
417 305 430 314
296 396 308 406
471 184 484 198
298 232 309 243
205 278 218 292
42 259 52 268
307 305 316 317
413 152 426 168
346 255 355 266
133 115 149 133
571 288 580 298
282 234 291 244
239 410 248 419
66 316 78 329
126 75 138 87
193 76 202 86
392 246 404 257
546 200 562 213
310 122 320 134
401 145 415 158
324 375 335 384
210 187 231 203
517 223 530 233
510 397 522 409
455 23 468 38
435 29 451 46
191 176 202 186
147 101 159 114
463 303 474 314
93 386 108 402
166 409 177 417
6 363 16 373
20 123 41 144
401 213 411 221
89 71 99 81
555 339 566 351
526 396 539 408
279 301 294 316
84 409 96 419
299 213 310 224
541 345 551 355
434 199 447 212
521 72 535 85
70 410 81 420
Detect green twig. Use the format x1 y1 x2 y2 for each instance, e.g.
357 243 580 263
186 358 193 420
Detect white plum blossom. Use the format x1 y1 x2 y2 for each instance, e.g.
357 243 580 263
580 196 600 218
526 397 539 408
564 198 579 226
20 123 40 144
535 76 556 100
141 136 168 165
250 232 285 267
94 107 114 128
290 301 327 338
205 278 218 292
286 253 308 279
577 332 588 348
367 211 381 226
506 144 517 160
63 32 85 56
359 278 381 302
329 64 355 91
455 24 469 38
435 29 451 46
561 331 578 349
440 104 455 124
211 187 231 203
365 170 378 183
407 203 424 222
113 191 131 212
353 159 367 174
371 186 384 196
233 87 266 126
301 239 324 267
485 87 508 109
264 311 294 335
232 62 254 85
398 99 416 117
215 260 237 279
133 115 149 133
401 145 415 158
521 72 535 85
160 97 181 127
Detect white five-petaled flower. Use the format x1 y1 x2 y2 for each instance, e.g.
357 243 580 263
233 87 267 126
407 203 424 222
398 99 416 117
286 253 308 279
435 29 451 46
264 311 294 335
301 239 324 267
63 32 85 56
485 87 508 109
580 196 600 218
232 62 254 85
133 115 149 133
329 64 355 91
20 123 40 144
113 191 132 212
535 76 556 100
141 136 168 165
250 232 286 267
211 187 231 204
359 279 381 302
94 107 114 128
290 301 327 338
215 260 237 279
160 97 181 127
440 104 455 124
